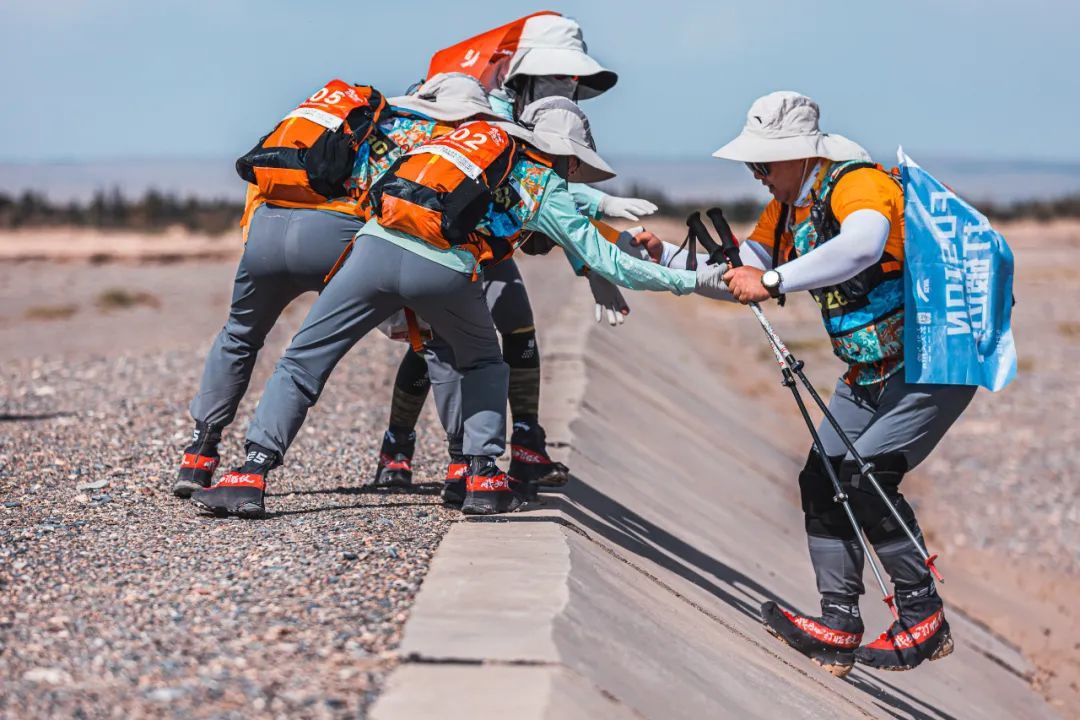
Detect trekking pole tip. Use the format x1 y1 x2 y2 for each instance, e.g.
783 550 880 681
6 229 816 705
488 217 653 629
884 595 899 620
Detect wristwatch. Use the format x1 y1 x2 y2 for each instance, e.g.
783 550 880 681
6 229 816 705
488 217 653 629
761 269 783 299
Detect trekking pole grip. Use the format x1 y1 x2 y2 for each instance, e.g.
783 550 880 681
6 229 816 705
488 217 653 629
685 211 725 266
706 207 742 269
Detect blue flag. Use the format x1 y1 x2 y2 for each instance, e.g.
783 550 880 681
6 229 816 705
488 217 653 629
900 149 1017 392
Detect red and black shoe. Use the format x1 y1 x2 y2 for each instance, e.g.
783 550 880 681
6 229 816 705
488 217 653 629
461 457 529 515
371 428 415 488
190 444 276 519
761 597 865 678
855 582 953 671
509 420 569 488
440 456 469 507
173 421 221 498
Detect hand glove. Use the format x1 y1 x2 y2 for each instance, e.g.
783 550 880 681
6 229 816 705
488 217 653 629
587 273 630 326
613 225 651 261
598 194 659 222
693 263 731 300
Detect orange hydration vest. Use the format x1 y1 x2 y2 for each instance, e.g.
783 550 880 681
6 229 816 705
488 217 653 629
236 80 387 211
369 121 520 263
426 11 559 92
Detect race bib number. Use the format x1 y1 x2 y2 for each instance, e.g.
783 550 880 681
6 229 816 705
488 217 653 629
284 79 369 130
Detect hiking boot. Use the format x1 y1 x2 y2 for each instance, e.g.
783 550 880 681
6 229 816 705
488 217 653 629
761 597 865 678
509 420 569 488
173 421 221 498
190 444 276 519
461 457 528 515
440 456 469 507
371 428 415 488
855 581 953 671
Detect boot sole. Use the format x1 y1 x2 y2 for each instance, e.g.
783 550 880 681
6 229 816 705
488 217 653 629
461 492 525 515
172 478 207 499
764 622 854 678
190 498 265 519
370 470 413 489
859 629 955 672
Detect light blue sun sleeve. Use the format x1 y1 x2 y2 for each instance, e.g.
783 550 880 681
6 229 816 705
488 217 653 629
526 174 695 295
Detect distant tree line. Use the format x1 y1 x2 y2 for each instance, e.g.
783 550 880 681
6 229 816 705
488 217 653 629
2 187 1080 236
0 189 243 235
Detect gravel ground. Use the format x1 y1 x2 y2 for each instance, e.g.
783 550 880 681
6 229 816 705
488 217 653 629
0 332 458 718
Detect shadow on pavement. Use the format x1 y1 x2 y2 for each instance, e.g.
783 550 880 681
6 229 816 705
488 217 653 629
526 477 955 720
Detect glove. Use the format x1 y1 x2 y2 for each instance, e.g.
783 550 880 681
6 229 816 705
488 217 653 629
598 194 659 222
587 273 630 326
693 263 731 300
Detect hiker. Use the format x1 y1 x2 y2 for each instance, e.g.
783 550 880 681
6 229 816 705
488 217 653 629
373 13 659 495
172 74 509 498
189 96 729 519
650 91 975 674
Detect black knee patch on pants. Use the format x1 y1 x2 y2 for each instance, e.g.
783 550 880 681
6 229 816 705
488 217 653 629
502 329 539 369
504 329 540 420
799 451 855 541
840 453 918 545
389 348 431 430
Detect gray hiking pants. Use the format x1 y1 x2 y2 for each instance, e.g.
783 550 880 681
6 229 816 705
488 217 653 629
426 258 535 451
245 234 508 460
803 373 976 598
189 205 361 429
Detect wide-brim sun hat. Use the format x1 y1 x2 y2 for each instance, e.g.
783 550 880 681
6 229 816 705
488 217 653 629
503 15 618 100
496 97 615 183
389 73 502 122
712 91 870 163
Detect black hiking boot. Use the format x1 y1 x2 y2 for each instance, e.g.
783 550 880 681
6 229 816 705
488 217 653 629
761 596 865 678
371 428 415 488
173 421 221 498
855 581 953 671
190 444 276 519
461 457 528 515
440 456 469 507
509 420 569 488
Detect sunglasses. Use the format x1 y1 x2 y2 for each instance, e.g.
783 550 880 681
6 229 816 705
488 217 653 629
745 161 772 177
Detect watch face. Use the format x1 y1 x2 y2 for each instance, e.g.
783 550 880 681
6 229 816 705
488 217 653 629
763 270 780 289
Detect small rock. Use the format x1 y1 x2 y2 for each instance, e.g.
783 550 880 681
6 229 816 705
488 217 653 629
91 493 113 504
76 479 108 491
385 546 399 558
23 667 72 685
342 552 358 561
376 517 393 526
2 501 21 509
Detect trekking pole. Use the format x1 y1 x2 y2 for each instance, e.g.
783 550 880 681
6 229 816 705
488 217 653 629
687 212 898 617
701 208 943 584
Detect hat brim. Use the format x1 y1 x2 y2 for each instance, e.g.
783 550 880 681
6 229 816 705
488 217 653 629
388 96 501 123
530 129 615 183
505 48 618 99
712 131 870 163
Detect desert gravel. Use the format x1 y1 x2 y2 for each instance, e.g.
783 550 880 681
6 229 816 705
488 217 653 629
0 336 459 718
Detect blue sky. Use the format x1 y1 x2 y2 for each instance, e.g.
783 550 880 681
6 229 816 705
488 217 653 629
2 0 1074 163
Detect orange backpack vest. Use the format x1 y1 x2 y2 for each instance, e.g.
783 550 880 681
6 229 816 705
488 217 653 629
426 11 559 91
369 121 519 259
236 80 387 208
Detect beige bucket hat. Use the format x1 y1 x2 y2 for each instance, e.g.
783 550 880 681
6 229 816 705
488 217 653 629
712 91 870 163
503 15 618 99
495 97 615 183
389 73 502 122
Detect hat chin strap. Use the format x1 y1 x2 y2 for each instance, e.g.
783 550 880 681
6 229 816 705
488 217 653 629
794 158 821 207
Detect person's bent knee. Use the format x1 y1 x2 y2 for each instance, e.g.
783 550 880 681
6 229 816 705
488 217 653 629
800 451 855 540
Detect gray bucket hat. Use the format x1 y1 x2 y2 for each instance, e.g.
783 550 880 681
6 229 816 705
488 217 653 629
713 91 870 163
496 97 615 183
389 73 502 122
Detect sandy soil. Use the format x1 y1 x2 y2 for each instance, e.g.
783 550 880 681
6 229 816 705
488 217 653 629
0 218 1076 714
